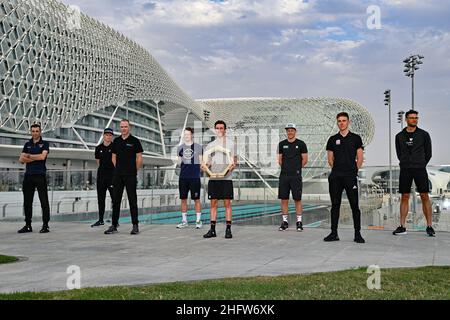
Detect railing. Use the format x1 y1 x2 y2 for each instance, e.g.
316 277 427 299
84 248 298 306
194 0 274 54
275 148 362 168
0 165 448 232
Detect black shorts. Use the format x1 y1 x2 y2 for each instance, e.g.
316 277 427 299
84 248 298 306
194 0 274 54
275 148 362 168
208 180 234 200
278 175 303 200
179 179 201 200
399 168 430 194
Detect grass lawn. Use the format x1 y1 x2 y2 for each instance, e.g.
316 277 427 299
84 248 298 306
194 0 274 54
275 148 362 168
0 266 449 300
0 255 18 265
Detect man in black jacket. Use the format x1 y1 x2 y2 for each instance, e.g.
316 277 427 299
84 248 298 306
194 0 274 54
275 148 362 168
394 110 434 237
91 128 115 227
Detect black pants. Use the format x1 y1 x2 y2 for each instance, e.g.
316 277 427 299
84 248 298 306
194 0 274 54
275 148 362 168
112 175 138 227
328 174 361 232
22 175 50 226
97 172 114 221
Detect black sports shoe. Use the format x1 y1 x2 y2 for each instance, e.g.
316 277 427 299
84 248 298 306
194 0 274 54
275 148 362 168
426 226 435 237
104 225 118 234
18 225 32 233
225 228 232 239
354 232 365 243
393 226 407 235
203 229 217 238
39 225 50 233
324 232 340 242
279 221 288 231
91 220 104 227
296 221 303 231
130 224 139 235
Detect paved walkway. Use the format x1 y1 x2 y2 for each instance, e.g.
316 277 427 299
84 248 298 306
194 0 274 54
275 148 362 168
0 222 449 293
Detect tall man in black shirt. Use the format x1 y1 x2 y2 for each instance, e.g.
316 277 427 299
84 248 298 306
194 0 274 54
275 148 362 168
104 119 143 235
91 128 115 227
324 112 365 243
18 123 51 234
393 110 434 237
277 123 308 231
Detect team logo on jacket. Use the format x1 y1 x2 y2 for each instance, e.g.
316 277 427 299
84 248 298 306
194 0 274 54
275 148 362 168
336 140 341 145
406 138 413 146
183 148 193 160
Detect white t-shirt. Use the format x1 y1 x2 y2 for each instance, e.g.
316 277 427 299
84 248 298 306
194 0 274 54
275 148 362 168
205 136 237 181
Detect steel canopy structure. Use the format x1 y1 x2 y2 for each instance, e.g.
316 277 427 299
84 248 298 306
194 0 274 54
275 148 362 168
0 0 203 134
199 98 375 180
0 0 375 174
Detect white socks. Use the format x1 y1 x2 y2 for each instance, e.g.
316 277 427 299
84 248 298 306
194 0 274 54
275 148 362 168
181 212 187 223
282 215 288 222
196 212 201 222
297 215 302 222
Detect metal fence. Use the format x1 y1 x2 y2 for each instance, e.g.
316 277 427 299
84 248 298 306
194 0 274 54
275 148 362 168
0 165 449 232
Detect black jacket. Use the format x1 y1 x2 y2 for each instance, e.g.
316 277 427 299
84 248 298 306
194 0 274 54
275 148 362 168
395 127 432 168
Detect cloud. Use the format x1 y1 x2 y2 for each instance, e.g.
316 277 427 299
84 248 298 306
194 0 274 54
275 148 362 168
136 0 312 27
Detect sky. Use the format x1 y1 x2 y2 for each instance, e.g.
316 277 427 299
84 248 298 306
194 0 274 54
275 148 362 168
60 0 450 166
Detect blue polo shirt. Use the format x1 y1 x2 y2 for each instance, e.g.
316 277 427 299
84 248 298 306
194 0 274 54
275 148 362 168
22 137 50 176
177 143 203 179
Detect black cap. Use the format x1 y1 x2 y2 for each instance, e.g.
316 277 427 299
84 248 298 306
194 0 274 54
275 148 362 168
103 128 114 135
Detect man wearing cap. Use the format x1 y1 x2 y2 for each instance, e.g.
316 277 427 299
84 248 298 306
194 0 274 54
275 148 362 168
91 128 115 227
277 123 308 231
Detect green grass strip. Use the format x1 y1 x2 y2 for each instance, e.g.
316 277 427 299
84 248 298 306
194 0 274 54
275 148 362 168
0 255 18 265
1 266 449 300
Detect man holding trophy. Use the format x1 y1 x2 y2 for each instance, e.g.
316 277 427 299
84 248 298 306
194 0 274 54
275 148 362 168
202 120 237 239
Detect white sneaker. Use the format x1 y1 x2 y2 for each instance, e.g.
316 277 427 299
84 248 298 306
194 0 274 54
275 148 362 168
196 221 203 229
177 222 188 229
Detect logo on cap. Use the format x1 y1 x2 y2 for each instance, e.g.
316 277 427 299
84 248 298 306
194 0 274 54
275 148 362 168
285 123 297 130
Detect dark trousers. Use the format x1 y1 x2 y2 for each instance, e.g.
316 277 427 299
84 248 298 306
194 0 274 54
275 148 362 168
97 172 114 222
112 175 138 227
22 175 50 225
328 174 361 233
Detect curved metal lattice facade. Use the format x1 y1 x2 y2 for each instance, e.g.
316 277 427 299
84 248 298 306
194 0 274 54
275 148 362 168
199 98 375 180
0 0 203 134
0 0 376 175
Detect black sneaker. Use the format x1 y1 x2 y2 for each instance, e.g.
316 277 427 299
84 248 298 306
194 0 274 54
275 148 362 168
203 229 217 238
91 220 104 227
354 232 365 243
104 225 118 234
39 225 50 233
393 226 407 235
426 226 435 237
324 232 340 242
18 225 32 233
225 228 232 239
130 224 139 235
296 221 303 231
279 221 288 231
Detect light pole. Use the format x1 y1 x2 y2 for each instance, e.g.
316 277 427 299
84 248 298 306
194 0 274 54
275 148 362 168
397 111 405 130
403 54 424 110
384 89 393 218
403 54 424 216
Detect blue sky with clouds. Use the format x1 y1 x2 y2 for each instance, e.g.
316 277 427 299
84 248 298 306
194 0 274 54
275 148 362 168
61 0 450 166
